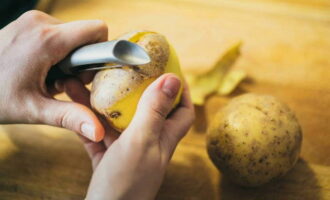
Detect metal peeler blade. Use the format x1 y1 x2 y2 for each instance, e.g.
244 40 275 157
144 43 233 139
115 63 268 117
58 40 150 74
46 40 150 85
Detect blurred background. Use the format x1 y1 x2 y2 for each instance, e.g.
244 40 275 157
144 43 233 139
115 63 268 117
0 0 329 199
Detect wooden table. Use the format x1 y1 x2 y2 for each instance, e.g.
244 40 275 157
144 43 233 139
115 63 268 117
1 0 329 199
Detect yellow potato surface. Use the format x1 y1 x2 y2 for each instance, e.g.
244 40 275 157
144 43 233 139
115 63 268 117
91 31 183 132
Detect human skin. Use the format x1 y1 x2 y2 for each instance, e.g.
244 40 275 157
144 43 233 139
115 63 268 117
85 77 195 199
0 10 107 141
0 10 195 199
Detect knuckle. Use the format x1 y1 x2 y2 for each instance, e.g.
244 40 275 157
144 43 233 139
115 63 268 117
19 95 41 124
96 20 108 40
54 109 67 128
150 104 167 120
38 25 55 39
98 20 108 32
54 105 74 130
37 26 62 62
20 10 46 23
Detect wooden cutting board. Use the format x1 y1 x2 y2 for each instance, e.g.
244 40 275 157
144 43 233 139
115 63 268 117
0 0 329 199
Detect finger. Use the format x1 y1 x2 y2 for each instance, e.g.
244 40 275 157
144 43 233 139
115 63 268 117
36 97 104 142
37 11 62 24
43 20 107 89
102 123 120 147
63 78 91 106
47 83 62 96
46 20 108 66
56 19 108 43
45 78 66 97
77 71 97 85
125 73 181 140
54 79 65 93
44 13 63 24
63 78 120 147
168 81 194 123
163 81 195 146
59 78 105 142
78 115 118 169
16 10 62 26
47 79 66 96
56 19 108 50
62 78 114 168
98 114 120 147
78 134 106 169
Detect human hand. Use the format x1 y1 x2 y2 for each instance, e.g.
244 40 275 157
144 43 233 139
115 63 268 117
0 10 108 141
80 74 195 200
0 10 196 199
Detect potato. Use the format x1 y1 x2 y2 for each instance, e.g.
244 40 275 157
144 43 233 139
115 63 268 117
207 93 303 187
91 31 183 132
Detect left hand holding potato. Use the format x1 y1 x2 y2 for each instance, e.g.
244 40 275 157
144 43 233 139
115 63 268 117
85 74 195 200
0 10 108 141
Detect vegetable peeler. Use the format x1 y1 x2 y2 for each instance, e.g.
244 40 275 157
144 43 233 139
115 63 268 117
46 40 151 85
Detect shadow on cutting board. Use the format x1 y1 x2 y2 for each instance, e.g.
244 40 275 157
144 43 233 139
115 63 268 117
0 125 90 200
218 159 321 200
157 154 218 200
192 83 248 134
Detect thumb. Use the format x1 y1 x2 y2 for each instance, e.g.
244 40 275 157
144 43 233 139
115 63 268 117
38 99 104 142
127 74 181 136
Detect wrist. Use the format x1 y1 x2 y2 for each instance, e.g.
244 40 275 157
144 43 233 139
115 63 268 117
86 142 167 200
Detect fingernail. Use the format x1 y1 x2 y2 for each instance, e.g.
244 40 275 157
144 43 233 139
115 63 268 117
81 123 96 141
55 80 64 92
162 76 181 98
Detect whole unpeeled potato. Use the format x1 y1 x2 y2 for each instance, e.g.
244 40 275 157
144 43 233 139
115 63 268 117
207 93 303 187
90 31 183 132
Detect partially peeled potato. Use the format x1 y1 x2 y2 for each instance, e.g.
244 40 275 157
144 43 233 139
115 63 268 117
90 31 183 132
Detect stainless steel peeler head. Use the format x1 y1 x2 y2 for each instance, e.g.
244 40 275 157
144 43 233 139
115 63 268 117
45 40 151 86
58 40 151 74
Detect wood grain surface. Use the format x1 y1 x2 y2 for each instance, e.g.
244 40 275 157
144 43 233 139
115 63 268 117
0 0 329 199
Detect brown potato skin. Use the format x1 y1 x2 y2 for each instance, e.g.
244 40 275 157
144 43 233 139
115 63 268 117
207 93 303 187
91 68 145 118
90 31 175 132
